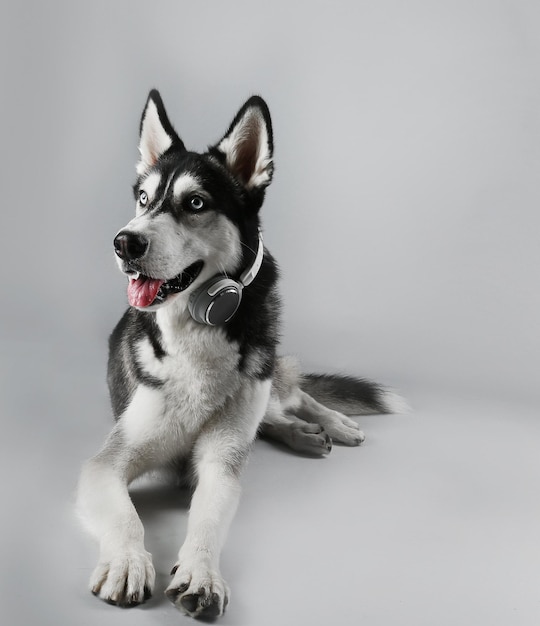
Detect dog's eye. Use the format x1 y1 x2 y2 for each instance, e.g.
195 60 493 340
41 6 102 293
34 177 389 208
189 195 205 212
139 190 148 206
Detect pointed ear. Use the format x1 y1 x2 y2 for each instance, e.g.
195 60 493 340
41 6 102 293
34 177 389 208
214 96 273 190
137 90 184 175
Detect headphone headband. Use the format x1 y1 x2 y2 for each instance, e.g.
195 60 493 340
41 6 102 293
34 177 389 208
239 230 264 287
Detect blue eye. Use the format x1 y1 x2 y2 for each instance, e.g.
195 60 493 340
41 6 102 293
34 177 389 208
139 190 148 206
189 195 205 211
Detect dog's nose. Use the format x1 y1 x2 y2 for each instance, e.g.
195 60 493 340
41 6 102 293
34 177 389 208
114 231 149 260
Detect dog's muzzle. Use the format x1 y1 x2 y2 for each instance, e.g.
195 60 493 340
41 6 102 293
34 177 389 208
114 231 149 261
125 260 204 308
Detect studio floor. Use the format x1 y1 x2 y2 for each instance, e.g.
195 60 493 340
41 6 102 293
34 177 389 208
4 351 539 626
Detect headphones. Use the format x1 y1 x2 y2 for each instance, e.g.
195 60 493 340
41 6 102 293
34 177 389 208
188 230 264 326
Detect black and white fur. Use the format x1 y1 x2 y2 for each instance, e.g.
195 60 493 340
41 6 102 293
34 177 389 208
76 90 405 620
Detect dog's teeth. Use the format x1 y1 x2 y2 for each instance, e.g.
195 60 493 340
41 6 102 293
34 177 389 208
130 271 140 281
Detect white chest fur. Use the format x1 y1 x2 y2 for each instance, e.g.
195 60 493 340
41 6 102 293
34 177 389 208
121 310 243 452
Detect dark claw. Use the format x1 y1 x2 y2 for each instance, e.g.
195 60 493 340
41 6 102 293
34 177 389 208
124 593 142 608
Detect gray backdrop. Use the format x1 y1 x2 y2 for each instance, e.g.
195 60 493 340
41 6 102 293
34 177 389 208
2 1 539 402
1 2 539 625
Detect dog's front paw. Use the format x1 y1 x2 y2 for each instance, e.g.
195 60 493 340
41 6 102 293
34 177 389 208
90 549 155 607
165 562 229 619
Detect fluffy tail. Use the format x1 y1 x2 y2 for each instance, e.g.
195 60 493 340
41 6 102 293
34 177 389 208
299 373 409 416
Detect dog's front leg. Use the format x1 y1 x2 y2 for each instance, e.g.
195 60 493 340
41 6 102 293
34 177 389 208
166 446 240 618
76 427 155 607
166 381 270 619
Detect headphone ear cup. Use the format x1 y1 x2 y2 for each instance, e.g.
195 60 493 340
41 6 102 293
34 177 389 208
188 277 243 325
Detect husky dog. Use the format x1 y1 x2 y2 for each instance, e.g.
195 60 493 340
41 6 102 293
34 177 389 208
76 90 404 619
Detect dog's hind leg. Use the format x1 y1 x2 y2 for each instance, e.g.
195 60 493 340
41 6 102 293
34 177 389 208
258 393 332 455
76 425 156 607
295 390 366 446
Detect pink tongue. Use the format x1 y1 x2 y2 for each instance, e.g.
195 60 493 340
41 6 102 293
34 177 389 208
127 276 165 307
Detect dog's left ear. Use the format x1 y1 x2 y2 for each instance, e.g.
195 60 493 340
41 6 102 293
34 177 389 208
213 96 274 192
137 90 185 175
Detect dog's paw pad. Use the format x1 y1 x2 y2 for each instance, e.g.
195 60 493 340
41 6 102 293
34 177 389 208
180 593 200 614
165 581 189 604
166 565 229 619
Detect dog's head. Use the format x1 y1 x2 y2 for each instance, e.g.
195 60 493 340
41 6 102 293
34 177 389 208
114 90 273 311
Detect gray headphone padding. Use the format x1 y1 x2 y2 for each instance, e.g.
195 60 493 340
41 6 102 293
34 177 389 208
188 229 264 325
188 277 243 325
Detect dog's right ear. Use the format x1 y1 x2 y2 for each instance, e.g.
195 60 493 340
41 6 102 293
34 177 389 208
137 90 185 175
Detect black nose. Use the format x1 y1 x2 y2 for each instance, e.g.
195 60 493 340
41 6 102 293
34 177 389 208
114 231 149 260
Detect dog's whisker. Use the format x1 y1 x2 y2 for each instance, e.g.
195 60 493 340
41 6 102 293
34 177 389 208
218 262 229 279
240 241 257 257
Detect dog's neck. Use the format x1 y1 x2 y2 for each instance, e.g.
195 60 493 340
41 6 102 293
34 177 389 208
154 295 195 340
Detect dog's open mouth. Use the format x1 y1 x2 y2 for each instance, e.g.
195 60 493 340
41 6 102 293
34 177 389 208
126 260 204 308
